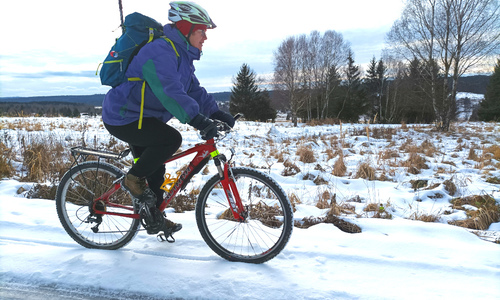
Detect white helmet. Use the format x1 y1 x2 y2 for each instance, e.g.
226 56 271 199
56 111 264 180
168 1 216 29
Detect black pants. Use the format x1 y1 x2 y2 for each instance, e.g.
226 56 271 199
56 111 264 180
104 118 182 206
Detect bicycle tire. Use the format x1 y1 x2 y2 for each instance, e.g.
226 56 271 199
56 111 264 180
56 161 140 250
196 167 293 263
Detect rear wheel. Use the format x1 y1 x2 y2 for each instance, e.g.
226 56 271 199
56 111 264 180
196 167 293 263
56 161 140 250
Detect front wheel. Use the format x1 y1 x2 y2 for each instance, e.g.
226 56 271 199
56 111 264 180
196 167 293 263
56 161 140 250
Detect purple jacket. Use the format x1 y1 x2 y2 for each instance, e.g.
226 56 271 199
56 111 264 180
102 24 218 126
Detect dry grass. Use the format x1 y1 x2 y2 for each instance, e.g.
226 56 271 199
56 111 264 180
316 190 334 209
449 195 500 230
408 212 441 222
484 145 500 160
281 160 301 176
169 188 199 212
220 200 285 228
296 145 316 163
486 176 500 184
410 179 428 190
420 139 438 157
379 149 400 160
332 152 347 177
0 142 14 178
288 192 301 212
364 202 392 219
404 153 429 174
355 162 376 180
26 183 58 200
305 118 341 126
443 179 457 196
369 127 398 140
295 214 361 233
323 214 362 233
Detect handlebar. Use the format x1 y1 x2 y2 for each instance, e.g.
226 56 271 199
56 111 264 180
213 113 243 140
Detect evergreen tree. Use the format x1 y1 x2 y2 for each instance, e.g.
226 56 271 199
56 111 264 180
399 58 436 123
334 51 367 122
230 64 276 122
478 59 500 121
72 107 80 117
365 57 379 119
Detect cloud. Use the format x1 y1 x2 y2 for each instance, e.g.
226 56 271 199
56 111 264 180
0 0 404 97
9 71 97 79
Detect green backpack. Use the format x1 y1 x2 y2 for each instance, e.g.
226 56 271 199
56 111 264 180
99 12 179 129
99 12 177 87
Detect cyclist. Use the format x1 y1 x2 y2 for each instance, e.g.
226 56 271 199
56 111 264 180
101 1 235 237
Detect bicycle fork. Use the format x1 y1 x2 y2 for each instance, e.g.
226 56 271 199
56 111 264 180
212 150 246 221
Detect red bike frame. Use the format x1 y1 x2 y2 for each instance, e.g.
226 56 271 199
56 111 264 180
92 138 246 221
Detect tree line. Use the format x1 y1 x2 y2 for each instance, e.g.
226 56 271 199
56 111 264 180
0 102 100 117
229 0 499 127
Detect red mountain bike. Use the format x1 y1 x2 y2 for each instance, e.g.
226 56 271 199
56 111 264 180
55 117 293 263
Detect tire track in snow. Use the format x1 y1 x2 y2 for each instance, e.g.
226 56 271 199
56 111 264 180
0 235 221 263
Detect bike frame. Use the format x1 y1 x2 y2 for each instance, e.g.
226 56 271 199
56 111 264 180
91 138 246 221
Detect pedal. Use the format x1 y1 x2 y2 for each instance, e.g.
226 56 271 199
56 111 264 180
157 232 175 243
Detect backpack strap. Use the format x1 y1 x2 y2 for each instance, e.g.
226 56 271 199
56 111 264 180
128 37 180 129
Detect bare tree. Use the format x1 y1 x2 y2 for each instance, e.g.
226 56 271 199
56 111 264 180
387 0 500 130
443 0 500 128
273 36 304 126
381 52 408 123
316 30 351 119
273 30 350 125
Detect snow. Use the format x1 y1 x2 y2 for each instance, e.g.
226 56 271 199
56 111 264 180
456 92 484 101
1 116 499 299
456 92 484 121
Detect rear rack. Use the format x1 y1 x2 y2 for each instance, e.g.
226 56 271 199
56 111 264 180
70 146 131 160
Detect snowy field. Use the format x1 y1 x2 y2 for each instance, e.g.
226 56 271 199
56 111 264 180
1 116 499 299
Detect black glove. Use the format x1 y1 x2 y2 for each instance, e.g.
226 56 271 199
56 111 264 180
189 114 218 140
210 110 235 128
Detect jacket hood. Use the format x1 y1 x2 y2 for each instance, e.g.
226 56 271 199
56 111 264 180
163 24 201 61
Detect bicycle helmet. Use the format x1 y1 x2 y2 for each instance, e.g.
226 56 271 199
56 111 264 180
168 1 216 29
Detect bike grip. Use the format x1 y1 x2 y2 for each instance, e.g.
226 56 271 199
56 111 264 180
233 113 243 121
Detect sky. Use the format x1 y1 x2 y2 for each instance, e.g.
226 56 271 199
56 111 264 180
0 116 499 299
0 0 405 98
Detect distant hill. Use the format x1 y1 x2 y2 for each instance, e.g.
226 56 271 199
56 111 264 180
0 75 489 107
0 92 232 106
455 75 490 94
0 94 106 106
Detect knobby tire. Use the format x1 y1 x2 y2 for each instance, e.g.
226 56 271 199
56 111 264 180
56 161 140 250
195 167 293 263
